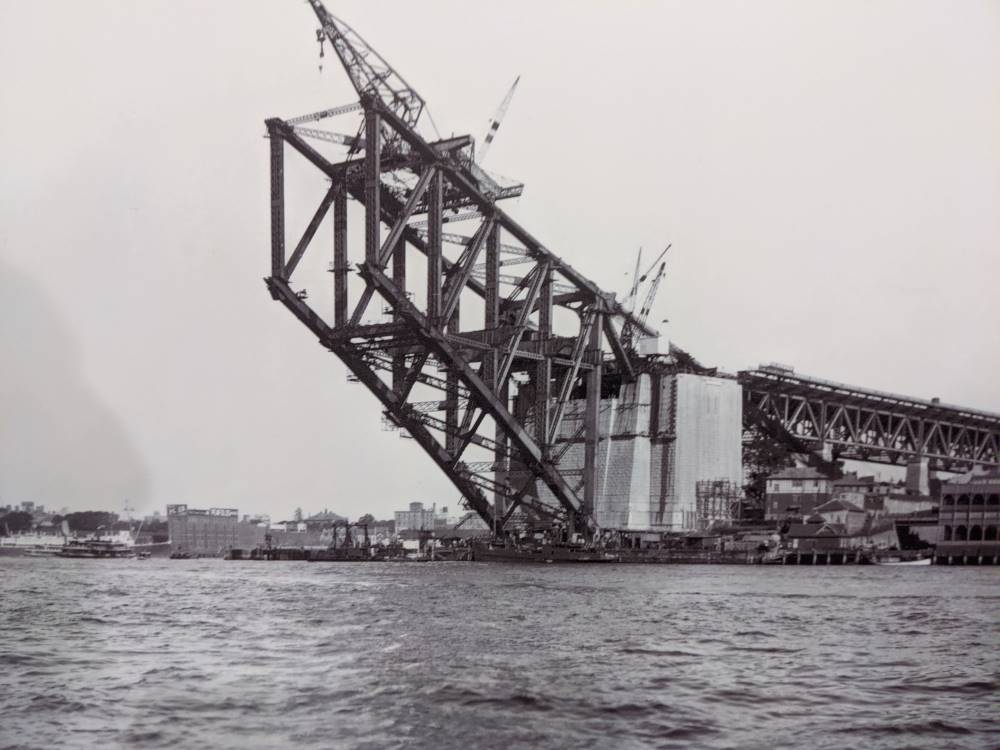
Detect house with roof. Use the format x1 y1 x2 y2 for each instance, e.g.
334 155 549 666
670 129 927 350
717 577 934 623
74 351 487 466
784 515 901 552
784 521 847 551
764 467 833 521
833 472 876 495
304 509 347 532
814 497 867 534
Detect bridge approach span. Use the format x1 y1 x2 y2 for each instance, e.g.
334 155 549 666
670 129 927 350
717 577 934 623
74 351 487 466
739 368 1000 472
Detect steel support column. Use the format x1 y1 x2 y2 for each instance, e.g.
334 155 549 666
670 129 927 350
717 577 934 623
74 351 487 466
364 109 381 264
426 170 443 324
446 298 460 452
583 313 603 518
535 265 553 451
268 123 285 276
333 182 348 328
391 233 407 391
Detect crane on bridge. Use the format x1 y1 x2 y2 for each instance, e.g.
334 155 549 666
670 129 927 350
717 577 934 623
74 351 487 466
621 244 671 353
262 1 999 543
264 0 663 538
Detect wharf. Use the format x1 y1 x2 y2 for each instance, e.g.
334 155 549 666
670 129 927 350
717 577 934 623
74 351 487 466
758 550 868 565
224 545 473 562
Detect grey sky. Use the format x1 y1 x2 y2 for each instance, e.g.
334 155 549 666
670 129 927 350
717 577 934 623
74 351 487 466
1 1 997 521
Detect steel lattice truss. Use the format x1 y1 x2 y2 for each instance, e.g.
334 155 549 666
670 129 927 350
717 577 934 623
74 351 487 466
740 369 1000 471
264 1 654 534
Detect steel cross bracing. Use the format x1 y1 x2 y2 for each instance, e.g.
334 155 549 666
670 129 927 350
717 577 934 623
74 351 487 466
265 3 656 535
740 369 1000 472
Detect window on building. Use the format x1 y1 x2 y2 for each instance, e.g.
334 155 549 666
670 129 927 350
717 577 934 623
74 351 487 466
943 495 954 506
970 525 983 541
955 525 968 541
985 526 998 541
988 494 1000 506
958 495 970 505
943 525 952 541
792 480 803 488
972 494 985 506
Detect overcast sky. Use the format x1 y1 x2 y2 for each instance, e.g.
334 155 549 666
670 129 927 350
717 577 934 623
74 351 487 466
1 0 997 521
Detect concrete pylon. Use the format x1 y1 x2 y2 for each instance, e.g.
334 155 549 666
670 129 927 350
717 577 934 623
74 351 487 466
820 442 833 463
905 458 930 496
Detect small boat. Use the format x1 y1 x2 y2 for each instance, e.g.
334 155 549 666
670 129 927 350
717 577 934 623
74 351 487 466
874 555 931 566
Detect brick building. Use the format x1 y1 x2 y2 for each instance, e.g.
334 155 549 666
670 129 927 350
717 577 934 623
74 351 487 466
936 471 1000 564
764 467 832 520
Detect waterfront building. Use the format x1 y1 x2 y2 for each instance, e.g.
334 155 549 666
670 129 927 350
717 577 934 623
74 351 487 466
814 498 866 534
237 517 268 550
784 515 899 552
166 505 238 557
936 470 1000 564
764 467 832 520
832 473 876 496
785 522 846 552
395 502 437 533
304 509 347 531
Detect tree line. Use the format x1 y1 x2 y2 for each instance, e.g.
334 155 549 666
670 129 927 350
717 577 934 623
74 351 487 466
0 510 169 536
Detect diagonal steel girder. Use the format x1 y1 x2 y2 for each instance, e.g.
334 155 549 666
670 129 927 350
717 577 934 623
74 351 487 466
265 61 648 534
265 276 498 525
358 261 591 530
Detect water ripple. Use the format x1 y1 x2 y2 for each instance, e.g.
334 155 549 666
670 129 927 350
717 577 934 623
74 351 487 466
0 558 997 750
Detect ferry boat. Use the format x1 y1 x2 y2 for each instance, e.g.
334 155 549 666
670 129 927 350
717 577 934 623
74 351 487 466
1 526 169 558
0 531 68 557
56 537 136 559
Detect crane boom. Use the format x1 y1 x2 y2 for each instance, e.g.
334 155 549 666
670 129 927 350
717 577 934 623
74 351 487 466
638 262 666 324
479 76 520 164
626 246 643 309
306 0 435 139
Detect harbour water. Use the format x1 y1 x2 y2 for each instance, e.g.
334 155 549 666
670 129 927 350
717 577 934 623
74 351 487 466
1 559 997 750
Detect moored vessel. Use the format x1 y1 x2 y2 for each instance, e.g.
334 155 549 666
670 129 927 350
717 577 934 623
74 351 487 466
473 542 619 563
874 554 932 566
56 537 136 559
